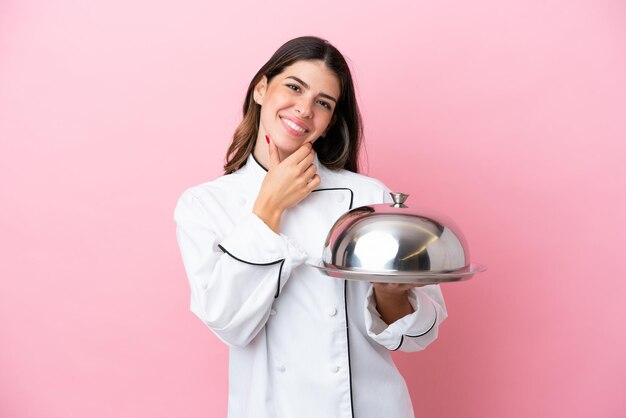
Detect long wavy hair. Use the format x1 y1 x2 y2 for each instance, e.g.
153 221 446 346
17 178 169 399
223 36 363 174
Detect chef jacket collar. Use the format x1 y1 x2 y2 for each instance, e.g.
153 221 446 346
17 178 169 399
242 149 354 210
245 149 325 182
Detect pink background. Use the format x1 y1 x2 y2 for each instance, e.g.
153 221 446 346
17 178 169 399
1 0 625 417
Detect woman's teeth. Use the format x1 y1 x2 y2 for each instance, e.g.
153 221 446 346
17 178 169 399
282 118 306 133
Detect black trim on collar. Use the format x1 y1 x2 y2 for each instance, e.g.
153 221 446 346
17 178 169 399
251 152 269 172
249 157 356 213
390 309 439 351
311 187 354 210
217 244 286 298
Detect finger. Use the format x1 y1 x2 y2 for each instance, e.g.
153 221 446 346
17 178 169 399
372 282 419 292
407 283 428 288
377 283 403 291
391 283 425 289
302 163 317 181
305 174 321 191
384 283 427 289
284 142 313 165
296 150 316 172
267 135 281 169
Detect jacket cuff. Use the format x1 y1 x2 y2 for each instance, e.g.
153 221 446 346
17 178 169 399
364 286 438 351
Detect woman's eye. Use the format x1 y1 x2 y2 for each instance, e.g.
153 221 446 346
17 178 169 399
317 100 331 110
286 84 300 92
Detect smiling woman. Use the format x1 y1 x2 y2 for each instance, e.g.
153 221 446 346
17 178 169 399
223 36 362 175
174 36 447 418
252 59 340 159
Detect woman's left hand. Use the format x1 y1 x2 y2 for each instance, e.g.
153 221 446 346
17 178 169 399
371 282 426 325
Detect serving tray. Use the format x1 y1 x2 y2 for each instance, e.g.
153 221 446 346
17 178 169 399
306 259 486 284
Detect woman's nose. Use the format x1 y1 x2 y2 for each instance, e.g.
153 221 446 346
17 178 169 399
294 98 313 118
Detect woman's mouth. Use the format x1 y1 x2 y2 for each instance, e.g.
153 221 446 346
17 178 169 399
280 117 308 136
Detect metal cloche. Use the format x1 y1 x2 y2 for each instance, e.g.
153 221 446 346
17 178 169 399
309 193 486 284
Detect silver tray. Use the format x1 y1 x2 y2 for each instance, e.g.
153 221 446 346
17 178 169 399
306 259 486 284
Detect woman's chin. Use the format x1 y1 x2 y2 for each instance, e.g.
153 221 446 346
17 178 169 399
275 140 306 155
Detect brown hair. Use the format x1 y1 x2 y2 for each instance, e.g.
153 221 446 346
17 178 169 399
223 36 363 174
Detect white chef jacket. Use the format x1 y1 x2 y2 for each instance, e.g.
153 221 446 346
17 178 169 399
174 152 448 418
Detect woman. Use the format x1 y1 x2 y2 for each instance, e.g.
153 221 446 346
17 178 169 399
174 36 447 418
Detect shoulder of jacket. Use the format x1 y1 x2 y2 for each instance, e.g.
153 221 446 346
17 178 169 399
325 167 390 192
177 173 249 208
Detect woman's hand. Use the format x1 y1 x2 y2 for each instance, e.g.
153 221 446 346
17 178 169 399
372 282 426 325
253 139 321 233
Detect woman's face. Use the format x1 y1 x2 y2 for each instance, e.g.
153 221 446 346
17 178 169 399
254 60 341 157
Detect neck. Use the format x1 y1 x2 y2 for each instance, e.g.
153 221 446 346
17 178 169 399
252 135 270 169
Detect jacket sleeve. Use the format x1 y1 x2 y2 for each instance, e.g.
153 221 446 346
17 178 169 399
362 184 448 352
364 284 448 352
174 188 308 348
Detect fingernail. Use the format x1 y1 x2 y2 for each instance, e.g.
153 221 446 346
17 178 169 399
265 135 270 144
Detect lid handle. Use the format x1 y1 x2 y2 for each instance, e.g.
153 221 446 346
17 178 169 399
390 192 409 208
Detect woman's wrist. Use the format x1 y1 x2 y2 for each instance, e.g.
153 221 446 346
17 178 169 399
253 198 283 233
373 287 414 324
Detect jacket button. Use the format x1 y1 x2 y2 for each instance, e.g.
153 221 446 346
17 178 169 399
270 309 277 316
327 307 337 317
330 365 340 373
277 364 286 372
238 197 247 206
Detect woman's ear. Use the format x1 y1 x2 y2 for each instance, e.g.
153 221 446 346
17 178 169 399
253 76 268 105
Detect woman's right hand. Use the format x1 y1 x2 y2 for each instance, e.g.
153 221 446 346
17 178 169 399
253 139 321 233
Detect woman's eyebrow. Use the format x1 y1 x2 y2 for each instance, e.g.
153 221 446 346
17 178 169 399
286 76 338 103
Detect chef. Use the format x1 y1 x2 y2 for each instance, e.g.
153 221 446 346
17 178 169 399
174 36 447 418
